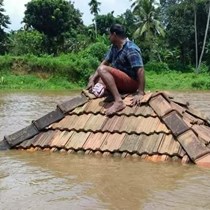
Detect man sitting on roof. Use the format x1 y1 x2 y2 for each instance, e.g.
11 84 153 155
87 24 145 116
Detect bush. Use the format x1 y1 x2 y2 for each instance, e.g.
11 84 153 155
0 42 105 85
145 61 170 72
191 77 210 89
9 30 45 56
82 42 109 62
0 55 13 71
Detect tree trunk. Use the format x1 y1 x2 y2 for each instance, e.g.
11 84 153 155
194 2 198 73
197 2 210 73
94 18 97 39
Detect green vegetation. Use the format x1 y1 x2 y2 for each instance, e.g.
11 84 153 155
0 53 210 91
0 0 210 91
146 71 210 91
0 74 80 90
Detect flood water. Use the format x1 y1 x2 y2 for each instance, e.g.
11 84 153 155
0 90 210 210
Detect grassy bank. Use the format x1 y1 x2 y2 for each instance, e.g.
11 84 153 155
0 73 81 90
0 71 210 91
0 53 210 91
146 71 210 91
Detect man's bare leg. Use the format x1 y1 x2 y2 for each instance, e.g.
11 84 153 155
97 65 126 115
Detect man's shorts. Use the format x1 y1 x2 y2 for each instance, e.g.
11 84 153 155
109 68 138 93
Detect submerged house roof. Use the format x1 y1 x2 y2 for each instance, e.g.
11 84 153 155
1 91 210 167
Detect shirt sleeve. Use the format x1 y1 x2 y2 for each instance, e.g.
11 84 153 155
127 48 144 68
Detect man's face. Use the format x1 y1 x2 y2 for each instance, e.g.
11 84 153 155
109 32 116 44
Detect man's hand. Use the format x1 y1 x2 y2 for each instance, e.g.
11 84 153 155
86 79 94 90
86 75 95 90
131 93 144 106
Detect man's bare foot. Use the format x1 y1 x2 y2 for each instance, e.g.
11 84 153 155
105 101 126 116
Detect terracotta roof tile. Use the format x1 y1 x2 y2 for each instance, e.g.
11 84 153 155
151 133 164 153
163 111 189 136
57 94 88 113
158 134 181 156
135 105 156 116
51 114 78 130
120 115 140 133
83 114 107 131
137 117 170 134
179 146 187 157
171 101 186 115
100 133 125 152
100 115 116 132
122 134 145 153
138 134 158 154
137 134 156 154
196 153 210 167
71 103 89 115
65 131 91 150
141 92 153 103
83 98 105 113
83 132 108 150
178 129 210 160
32 130 56 147
183 112 204 127
18 132 42 148
117 106 133 115
50 130 74 148
191 124 210 144
149 94 172 117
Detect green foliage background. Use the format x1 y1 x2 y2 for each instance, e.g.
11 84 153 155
0 0 210 90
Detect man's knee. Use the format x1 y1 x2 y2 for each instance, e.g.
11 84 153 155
97 65 110 76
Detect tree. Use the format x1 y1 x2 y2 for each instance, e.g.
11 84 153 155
0 0 10 54
118 9 137 39
161 0 210 68
197 0 210 73
193 0 198 72
96 12 121 36
162 1 195 65
131 0 165 39
88 0 101 37
9 29 45 56
131 0 165 62
23 0 83 54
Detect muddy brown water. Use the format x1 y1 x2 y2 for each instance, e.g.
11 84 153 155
0 90 210 210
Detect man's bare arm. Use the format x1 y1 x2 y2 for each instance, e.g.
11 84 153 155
136 67 145 95
86 60 110 89
131 67 145 106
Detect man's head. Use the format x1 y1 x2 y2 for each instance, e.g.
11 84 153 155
109 24 127 44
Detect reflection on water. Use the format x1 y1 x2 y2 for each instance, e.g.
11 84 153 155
0 90 210 210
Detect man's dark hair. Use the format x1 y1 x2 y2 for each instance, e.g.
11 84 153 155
110 24 126 38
